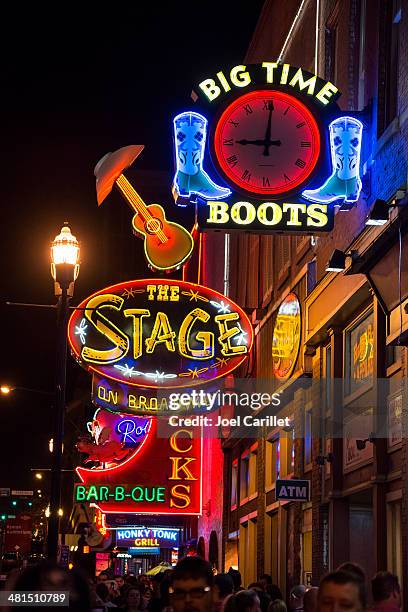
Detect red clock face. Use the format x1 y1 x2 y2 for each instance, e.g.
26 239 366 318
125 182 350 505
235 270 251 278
213 90 321 196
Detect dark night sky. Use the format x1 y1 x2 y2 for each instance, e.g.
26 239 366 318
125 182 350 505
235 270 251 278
0 3 263 487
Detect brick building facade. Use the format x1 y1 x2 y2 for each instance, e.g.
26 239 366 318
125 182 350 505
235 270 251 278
208 0 408 606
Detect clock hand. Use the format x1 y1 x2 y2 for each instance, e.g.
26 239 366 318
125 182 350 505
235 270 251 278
263 101 274 156
236 138 281 146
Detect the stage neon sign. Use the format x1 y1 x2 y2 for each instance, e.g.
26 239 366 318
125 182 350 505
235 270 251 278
68 279 253 389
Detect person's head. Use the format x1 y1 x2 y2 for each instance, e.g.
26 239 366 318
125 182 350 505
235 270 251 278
268 600 287 612
169 556 214 612
336 564 365 585
227 568 242 592
318 570 366 612
142 585 153 606
96 582 110 603
213 573 234 604
224 590 261 612
257 590 272 612
371 571 400 607
126 586 142 609
265 585 282 602
115 575 125 590
259 575 272 590
289 585 306 611
98 572 109 583
303 587 318 612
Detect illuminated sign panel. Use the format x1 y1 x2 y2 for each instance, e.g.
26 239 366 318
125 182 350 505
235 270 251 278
76 418 202 515
116 527 180 548
68 279 253 389
272 293 301 380
172 62 364 228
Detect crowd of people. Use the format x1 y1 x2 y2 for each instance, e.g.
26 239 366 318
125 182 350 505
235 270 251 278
2 556 401 611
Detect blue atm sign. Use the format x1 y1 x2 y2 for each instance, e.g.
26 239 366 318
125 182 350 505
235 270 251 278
276 479 310 502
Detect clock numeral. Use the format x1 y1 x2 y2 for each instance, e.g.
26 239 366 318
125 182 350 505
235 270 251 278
262 176 270 187
227 154 239 168
283 173 291 183
295 158 306 168
241 169 252 182
263 100 274 110
228 120 239 128
223 138 234 146
243 104 253 115
283 106 290 115
296 121 306 129
301 141 311 148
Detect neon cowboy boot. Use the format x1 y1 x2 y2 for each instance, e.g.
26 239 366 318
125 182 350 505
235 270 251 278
302 116 363 205
173 111 231 205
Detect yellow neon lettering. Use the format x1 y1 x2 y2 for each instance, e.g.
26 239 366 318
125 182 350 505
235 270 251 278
157 285 169 301
307 203 328 227
207 201 230 223
216 71 231 92
170 429 193 453
169 286 180 301
230 201 256 225
145 312 176 353
170 484 191 509
262 62 279 83
257 202 282 225
289 68 317 94
178 308 214 359
198 78 221 102
283 203 307 226
146 285 157 300
230 65 251 88
124 309 150 359
280 63 290 84
316 81 338 105
169 457 197 481
215 313 248 356
81 294 129 364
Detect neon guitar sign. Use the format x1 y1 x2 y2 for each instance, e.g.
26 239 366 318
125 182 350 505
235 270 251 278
94 145 194 272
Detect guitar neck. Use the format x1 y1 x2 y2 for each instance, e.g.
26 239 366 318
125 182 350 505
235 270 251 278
116 174 152 221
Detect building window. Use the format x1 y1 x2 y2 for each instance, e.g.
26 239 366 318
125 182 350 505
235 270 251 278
305 409 312 468
239 519 257 587
378 0 400 135
281 427 294 476
387 500 402 590
261 235 273 302
240 447 257 502
231 460 238 508
240 455 249 501
344 310 374 397
325 3 339 82
264 512 279 582
265 437 280 487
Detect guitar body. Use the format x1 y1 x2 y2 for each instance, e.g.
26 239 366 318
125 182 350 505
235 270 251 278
132 204 194 271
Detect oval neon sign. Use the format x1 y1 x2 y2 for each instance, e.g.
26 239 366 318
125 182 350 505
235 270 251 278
68 279 253 388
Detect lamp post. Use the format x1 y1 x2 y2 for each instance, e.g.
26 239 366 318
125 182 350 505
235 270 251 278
48 224 80 562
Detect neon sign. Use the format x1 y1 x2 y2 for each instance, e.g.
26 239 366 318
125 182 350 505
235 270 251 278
272 293 301 380
94 145 194 272
68 279 253 389
76 419 202 515
116 527 180 547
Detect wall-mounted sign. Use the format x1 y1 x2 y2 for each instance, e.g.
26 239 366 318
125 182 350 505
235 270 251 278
68 279 253 389
95 145 194 272
116 527 180 548
173 62 364 230
345 311 374 396
272 293 301 380
276 479 310 502
75 419 202 515
128 547 160 555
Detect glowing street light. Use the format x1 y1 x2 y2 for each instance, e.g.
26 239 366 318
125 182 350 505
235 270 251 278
35 473 43 480
0 385 12 395
48 224 80 563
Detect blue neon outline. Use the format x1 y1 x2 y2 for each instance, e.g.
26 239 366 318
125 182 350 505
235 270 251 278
172 111 231 203
302 116 363 205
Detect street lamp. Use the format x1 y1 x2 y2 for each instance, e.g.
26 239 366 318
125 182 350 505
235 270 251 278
47 224 80 563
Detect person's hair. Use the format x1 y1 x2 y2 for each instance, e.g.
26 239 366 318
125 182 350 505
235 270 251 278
265 584 282 602
371 571 400 603
257 590 271 612
319 570 366 609
303 587 318 612
11 561 92 611
224 589 260 612
96 582 109 602
125 585 143 602
171 556 214 587
337 563 366 583
268 599 287 612
227 568 242 591
248 582 264 591
290 585 306 600
260 574 272 585
214 573 234 598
